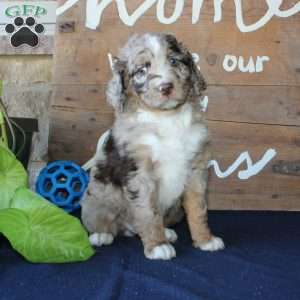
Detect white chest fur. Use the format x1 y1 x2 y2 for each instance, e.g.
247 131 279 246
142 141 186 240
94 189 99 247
136 104 207 214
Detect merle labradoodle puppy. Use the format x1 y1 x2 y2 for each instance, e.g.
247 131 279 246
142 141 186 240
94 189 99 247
81 33 224 260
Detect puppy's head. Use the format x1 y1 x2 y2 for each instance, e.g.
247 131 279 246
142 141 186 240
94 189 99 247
107 33 206 112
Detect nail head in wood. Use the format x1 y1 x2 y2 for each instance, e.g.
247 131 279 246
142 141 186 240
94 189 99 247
59 21 75 33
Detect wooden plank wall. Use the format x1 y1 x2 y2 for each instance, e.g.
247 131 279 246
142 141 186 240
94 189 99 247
50 0 300 210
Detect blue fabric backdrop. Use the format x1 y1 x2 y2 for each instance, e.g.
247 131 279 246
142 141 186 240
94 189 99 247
1 211 300 300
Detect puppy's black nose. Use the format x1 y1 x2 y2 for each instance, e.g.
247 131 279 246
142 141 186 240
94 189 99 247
159 82 174 96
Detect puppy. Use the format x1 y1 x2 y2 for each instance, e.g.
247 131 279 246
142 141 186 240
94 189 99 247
81 33 224 260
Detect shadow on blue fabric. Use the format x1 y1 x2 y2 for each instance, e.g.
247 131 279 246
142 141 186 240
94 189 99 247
1 211 300 300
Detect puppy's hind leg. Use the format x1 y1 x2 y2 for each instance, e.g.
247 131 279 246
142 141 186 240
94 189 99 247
81 181 122 247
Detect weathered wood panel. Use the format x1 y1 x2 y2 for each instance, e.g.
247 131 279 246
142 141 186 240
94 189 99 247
50 109 300 165
50 0 300 210
0 35 54 55
52 85 300 126
208 121 300 210
49 110 300 210
53 17 300 86
49 107 113 162
52 0 300 86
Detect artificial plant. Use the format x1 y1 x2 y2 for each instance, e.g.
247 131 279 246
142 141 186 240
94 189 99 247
0 144 94 263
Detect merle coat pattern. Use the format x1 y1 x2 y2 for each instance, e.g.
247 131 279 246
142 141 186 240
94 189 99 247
81 33 224 260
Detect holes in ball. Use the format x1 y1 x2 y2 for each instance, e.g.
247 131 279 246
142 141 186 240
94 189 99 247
48 166 60 174
54 189 70 203
56 174 68 184
72 197 81 206
43 178 53 192
64 165 78 174
73 182 82 192
71 178 83 193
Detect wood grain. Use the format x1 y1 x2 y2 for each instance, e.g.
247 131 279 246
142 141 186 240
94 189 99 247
53 0 300 86
0 36 54 55
51 84 300 126
208 121 300 210
50 0 300 210
205 85 300 126
52 17 300 86
56 0 300 26
49 107 113 162
49 114 300 210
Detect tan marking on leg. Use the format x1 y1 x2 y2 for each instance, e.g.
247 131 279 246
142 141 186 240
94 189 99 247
183 187 212 247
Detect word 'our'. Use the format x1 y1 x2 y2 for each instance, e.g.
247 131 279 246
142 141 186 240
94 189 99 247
223 55 270 73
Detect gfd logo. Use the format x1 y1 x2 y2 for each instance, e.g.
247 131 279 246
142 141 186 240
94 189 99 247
4 4 47 48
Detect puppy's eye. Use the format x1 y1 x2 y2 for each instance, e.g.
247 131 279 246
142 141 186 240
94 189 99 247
169 57 179 66
135 66 148 78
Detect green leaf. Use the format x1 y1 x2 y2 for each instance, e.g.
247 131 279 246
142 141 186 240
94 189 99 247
0 188 94 263
0 144 28 209
0 145 94 263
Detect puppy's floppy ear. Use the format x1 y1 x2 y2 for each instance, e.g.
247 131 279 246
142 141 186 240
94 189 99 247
165 34 206 97
189 53 207 97
106 57 128 113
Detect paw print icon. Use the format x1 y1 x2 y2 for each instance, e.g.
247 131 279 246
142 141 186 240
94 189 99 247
5 17 44 47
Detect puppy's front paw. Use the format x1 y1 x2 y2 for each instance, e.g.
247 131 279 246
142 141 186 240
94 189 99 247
145 243 176 260
165 228 178 243
89 233 114 247
195 236 225 251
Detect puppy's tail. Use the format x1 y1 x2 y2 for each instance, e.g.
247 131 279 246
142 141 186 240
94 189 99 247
81 129 111 171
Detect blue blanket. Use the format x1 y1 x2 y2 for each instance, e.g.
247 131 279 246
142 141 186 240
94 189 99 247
1 211 300 300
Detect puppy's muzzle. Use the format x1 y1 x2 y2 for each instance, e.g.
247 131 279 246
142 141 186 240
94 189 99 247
159 82 174 97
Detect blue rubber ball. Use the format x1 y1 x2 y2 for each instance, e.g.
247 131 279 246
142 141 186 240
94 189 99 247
36 161 89 212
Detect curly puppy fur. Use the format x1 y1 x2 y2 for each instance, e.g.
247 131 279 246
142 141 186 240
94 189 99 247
81 33 224 260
